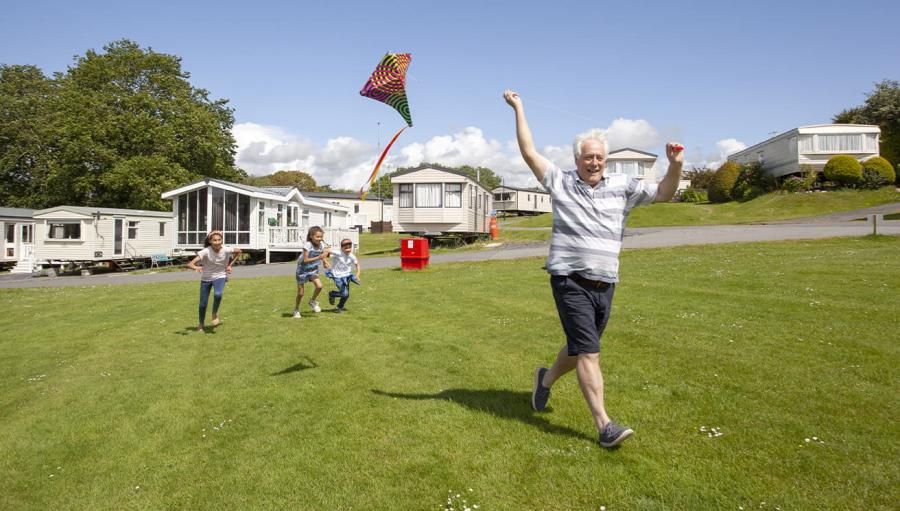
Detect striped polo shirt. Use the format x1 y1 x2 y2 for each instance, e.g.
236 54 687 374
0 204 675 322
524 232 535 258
542 163 658 283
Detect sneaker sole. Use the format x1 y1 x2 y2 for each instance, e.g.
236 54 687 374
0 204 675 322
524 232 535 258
600 428 634 448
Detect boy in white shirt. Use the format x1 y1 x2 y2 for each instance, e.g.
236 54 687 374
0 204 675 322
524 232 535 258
327 238 361 312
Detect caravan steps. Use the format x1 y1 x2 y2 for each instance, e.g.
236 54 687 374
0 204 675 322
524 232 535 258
10 260 39 274
112 259 138 272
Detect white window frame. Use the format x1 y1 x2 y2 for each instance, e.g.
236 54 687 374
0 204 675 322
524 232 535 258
445 183 462 208
47 221 82 241
415 183 442 208
399 184 413 208
127 220 139 240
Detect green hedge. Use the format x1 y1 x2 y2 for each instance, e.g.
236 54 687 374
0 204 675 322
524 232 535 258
861 156 896 184
823 155 862 185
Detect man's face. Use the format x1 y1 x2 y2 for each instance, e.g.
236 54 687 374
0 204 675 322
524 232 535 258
575 139 607 187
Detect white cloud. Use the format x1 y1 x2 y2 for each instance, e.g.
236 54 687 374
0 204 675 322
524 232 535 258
232 118 676 189
605 118 661 151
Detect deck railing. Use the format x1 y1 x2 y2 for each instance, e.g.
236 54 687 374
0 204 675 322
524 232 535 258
268 227 359 249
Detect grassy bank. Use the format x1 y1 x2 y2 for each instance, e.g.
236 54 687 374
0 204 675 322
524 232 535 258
502 188 900 229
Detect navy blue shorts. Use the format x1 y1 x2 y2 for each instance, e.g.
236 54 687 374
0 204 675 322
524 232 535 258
550 275 616 356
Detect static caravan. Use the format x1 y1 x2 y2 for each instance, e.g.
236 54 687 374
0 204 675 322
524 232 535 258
728 124 881 178
491 186 551 216
161 178 358 263
1 207 36 273
305 191 393 232
32 206 173 270
391 164 493 237
607 148 658 182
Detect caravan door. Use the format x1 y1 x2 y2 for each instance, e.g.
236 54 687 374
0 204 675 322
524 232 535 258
114 218 124 257
20 224 34 261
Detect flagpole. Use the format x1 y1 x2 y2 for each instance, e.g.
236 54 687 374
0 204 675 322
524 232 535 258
377 122 382 226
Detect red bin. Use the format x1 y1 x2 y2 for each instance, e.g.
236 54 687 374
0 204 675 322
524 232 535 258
400 238 430 270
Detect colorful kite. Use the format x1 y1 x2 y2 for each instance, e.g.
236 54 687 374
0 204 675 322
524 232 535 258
359 52 413 199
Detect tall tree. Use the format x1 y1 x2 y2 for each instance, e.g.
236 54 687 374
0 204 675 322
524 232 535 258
0 65 55 207
0 39 244 210
245 170 318 191
834 80 900 168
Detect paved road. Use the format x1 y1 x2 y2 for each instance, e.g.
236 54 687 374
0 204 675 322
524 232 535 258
2 208 898 289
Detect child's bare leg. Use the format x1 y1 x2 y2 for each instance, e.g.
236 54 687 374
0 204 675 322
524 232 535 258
311 279 323 301
295 284 305 310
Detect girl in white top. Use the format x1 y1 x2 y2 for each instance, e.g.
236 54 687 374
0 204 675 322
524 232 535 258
187 231 242 332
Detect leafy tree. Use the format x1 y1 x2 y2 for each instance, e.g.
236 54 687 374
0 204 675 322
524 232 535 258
0 39 244 210
367 172 394 198
0 65 55 207
833 80 900 172
246 170 318 191
684 167 715 190
457 165 502 191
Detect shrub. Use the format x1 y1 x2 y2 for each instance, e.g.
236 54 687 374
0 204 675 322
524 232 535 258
779 167 819 193
858 169 890 189
780 177 806 193
731 162 776 201
684 167 715 190
861 156 896 184
823 155 862 186
708 161 741 203
680 187 708 202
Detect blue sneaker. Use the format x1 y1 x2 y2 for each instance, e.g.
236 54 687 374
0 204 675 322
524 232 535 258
532 367 551 411
599 421 634 448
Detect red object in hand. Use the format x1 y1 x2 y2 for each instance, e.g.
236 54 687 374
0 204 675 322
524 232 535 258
672 144 684 152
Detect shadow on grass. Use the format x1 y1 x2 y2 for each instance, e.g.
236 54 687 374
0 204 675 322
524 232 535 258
272 356 318 376
371 388 592 442
175 326 217 335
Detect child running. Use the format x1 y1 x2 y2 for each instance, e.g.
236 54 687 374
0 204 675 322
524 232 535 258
327 238 361 312
187 231 242 332
293 226 330 318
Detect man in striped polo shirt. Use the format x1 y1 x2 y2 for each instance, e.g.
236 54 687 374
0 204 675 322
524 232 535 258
504 89 683 448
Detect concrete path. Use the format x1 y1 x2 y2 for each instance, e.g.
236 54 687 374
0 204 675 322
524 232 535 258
2 211 898 289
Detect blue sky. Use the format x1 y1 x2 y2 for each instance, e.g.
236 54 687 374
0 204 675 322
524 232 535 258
2 0 899 189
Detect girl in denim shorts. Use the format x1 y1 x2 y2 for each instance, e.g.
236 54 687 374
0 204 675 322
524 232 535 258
292 226 330 318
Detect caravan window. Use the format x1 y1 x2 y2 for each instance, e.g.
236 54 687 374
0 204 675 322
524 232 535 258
159 222 166 237
48 222 81 240
5 224 12 243
445 183 462 208
399 184 413 208
416 184 442 207
128 221 139 239
818 134 862 152
178 189 208 245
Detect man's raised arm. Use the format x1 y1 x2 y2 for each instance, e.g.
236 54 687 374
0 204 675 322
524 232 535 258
504 90 550 182
655 142 685 202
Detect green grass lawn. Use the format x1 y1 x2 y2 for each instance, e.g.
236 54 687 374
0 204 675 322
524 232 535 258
2 237 898 510
502 188 900 229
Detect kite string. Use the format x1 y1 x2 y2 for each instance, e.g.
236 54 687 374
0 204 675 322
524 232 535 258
517 94 607 127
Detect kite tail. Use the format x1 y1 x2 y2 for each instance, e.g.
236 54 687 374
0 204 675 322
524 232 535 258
360 126 406 200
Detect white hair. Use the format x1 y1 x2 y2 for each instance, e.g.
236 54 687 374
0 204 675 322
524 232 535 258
573 128 609 159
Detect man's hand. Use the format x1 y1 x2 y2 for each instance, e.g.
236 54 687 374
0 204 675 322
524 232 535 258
503 90 523 110
504 89 548 180
226 264 233 274
666 142 685 165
